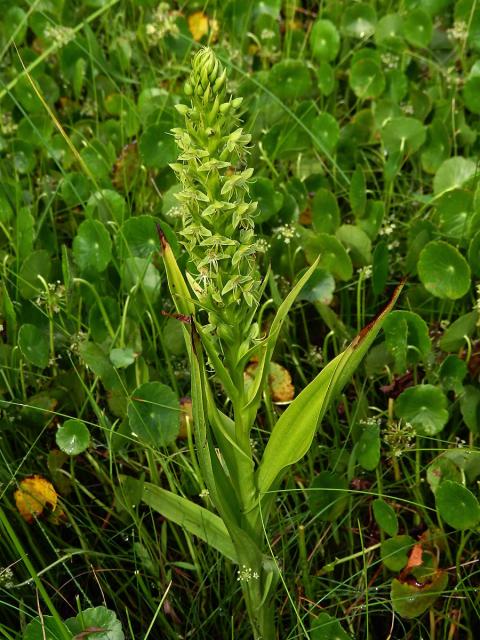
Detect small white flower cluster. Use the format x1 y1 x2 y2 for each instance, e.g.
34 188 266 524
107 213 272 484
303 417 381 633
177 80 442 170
388 239 400 250
256 27 280 61
358 265 372 279
261 29 276 42
35 281 65 314
455 436 467 449
68 330 88 354
49 354 62 367
308 344 323 365
447 20 469 42
37 174 57 194
256 238 270 253
80 99 98 117
44 24 75 48
164 205 184 219
236 565 259 582
361 416 382 427
1 112 17 136
383 420 415 458
381 53 399 69
0 566 14 588
274 224 299 245
445 65 463 89
401 104 414 115
145 3 180 45
379 220 396 236
199 489 210 499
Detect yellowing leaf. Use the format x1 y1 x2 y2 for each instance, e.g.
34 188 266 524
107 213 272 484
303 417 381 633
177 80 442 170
245 361 295 403
14 475 58 523
188 12 209 42
268 362 294 402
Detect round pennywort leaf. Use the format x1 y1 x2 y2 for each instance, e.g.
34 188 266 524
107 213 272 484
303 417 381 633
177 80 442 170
418 241 471 300
390 571 448 619
66 606 124 640
395 384 449 436
128 382 180 447
373 499 398 536
56 419 90 456
463 76 480 114
310 19 340 61
435 480 480 530
73 219 112 273
404 8 432 47
381 117 426 155
356 423 380 470
298 268 335 304
433 157 476 195
349 59 385 99
342 3 377 39
268 60 313 101
18 324 49 368
381 535 414 571
116 215 159 259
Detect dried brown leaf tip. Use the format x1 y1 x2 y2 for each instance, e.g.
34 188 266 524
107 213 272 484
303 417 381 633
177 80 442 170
156 223 168 250
352 279 405 349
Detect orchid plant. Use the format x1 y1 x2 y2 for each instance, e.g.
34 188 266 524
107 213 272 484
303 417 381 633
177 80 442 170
145 47 401 639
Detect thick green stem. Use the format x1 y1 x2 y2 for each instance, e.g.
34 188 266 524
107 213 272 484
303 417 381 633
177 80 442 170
242 581 276 640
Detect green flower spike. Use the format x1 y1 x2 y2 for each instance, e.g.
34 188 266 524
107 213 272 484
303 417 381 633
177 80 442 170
170 47 261 350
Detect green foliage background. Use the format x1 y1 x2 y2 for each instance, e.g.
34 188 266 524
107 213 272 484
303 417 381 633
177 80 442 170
1 1 480 638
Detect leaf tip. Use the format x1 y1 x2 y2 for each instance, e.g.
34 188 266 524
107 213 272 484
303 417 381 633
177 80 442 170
156 223 168 251
352 278 406 349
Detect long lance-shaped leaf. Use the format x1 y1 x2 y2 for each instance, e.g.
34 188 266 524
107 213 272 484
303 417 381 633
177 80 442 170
157 224 195 317
257 282 404 496
243 259 319 423
190 326 240 528
196 349 258 524
142 484 238 562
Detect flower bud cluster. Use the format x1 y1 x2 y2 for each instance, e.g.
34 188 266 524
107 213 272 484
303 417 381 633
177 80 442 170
170 48 261 341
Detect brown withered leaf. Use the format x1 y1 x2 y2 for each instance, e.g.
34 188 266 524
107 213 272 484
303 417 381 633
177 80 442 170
404 543 424 573
380 371 414 398
112 141 139 192
299 207 312 225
